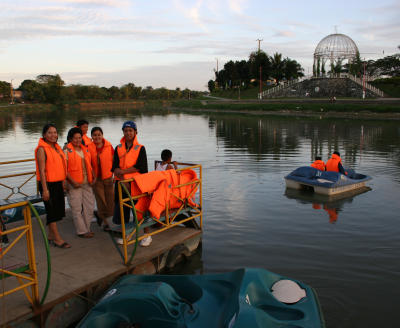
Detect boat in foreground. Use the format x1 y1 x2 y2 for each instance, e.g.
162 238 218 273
285 166 372 196
78 268 325 328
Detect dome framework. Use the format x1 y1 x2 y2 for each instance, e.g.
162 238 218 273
313 33 359 77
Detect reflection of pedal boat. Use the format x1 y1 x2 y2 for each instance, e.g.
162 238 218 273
285 166 372 196
284 186 371 205
78 268 325 328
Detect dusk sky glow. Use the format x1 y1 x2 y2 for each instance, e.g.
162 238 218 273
1 0 399 90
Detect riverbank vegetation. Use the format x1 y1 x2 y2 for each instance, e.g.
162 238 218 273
0 74 204 105
208 50 304 93
171 99 400 114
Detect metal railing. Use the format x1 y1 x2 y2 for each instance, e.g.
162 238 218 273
348 75 385 97
0 159 38 200
0 201 39 306
116 163 203 264
259 79 301 99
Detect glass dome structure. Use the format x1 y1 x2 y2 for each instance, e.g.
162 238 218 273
313 33 359 77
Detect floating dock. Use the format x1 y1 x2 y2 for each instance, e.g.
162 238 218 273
1 210 202 327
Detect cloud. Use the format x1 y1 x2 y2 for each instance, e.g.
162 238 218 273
273 30 295 38
228 0 247 14
60 61 215 90
52 0 129 7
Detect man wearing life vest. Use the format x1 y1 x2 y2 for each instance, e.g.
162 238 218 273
311 156 325 171
112 121 151 246
76 119 92 147
326 151 347 175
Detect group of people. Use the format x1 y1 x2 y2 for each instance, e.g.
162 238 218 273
35 119 177 249
311 151 347 174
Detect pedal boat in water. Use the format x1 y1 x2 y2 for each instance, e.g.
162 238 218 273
285 166 372 196
78 268 325 328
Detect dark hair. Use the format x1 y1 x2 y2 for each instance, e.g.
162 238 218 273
161 149 172 161
42 123 57 136
333 151 340 156
76 119 89 127
67 127 82 143
91 126 103 135
315 156 322 161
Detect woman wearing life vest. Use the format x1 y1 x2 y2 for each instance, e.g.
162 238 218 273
35 124 70 248
76 119 92 147
311 156 325 171
326 151 347 175
111 121 151 246
88 127 114 231
65 127 96 238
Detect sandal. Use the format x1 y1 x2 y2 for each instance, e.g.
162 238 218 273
103 224 111 232
78 232 94 238
53 241 71 249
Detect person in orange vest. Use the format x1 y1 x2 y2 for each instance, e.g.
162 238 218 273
35 124 70 248
311 156 325 171
88 127 114 232
111 121 151 246
65 127 96 238
326 151 347 175
76 119 92 147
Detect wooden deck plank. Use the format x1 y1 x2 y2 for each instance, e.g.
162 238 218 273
0 210 201 326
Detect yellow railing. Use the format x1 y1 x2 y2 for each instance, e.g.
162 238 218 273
0 201 39 306
0 159 37 200
117 163 202 264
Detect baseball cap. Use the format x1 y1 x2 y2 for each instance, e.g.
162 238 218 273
122 121 137 130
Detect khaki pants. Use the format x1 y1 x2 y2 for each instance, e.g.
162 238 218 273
93 177 114 221
67 183 95 235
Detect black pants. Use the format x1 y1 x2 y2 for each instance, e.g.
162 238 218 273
39 181 65 225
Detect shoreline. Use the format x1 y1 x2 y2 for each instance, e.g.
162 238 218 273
167 105 400 120
1 99 400 120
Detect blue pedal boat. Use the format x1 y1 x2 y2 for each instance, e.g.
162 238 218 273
285 166 372 196
78 268 325 328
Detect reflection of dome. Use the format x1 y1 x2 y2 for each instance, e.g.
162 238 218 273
313 33 359 77
314 33 359 60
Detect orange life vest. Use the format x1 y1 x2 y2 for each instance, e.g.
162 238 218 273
66 143 93 184
133 169 199 219
88 138 113 180
116 136 143 180
82 134 92 147
35 138 67 182
325 154 342 172
311 160 325 171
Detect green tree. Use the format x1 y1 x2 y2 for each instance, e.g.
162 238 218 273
19 80 46 102
270 53 285 83
36 74 65 103
248 50 271 82
208 80 215 92
0 81 11 100
283 58 304 80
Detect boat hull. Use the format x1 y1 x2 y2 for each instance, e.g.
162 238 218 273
78 268 325 328
285 166 371 196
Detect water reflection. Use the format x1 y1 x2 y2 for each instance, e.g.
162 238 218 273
208 113 400 172
284 187 372 223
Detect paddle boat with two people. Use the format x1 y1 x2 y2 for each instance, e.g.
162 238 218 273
284 166 372 196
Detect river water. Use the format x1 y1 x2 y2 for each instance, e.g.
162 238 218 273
0 106 399 327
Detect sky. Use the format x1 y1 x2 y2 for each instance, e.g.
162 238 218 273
1 0 399 91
